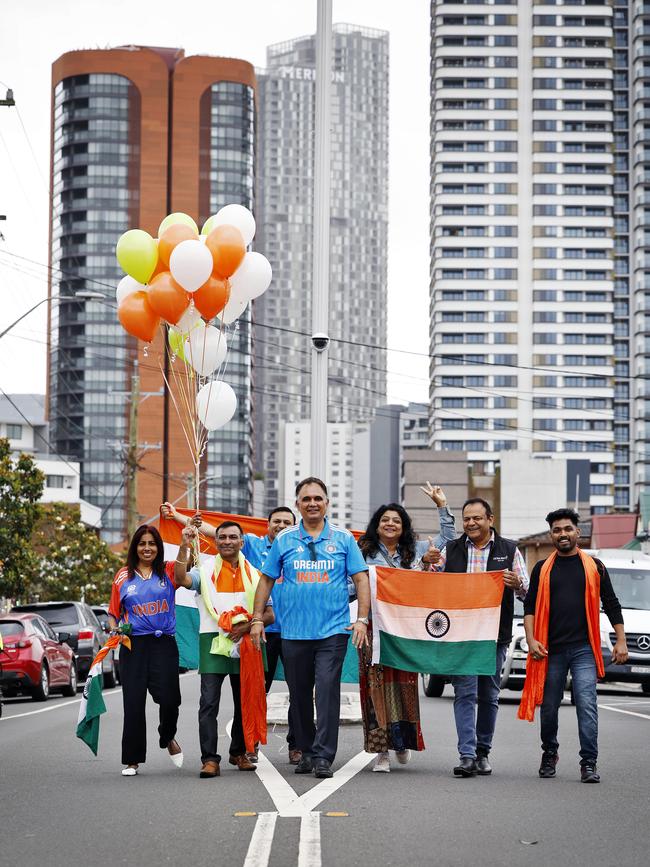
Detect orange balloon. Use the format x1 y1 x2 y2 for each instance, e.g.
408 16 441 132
118 291 160 343
158 223 199 267
148 243 167 281
193 276 230 320
206 224 245 279
147 272 189 325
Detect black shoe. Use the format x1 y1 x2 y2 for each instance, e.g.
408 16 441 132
476 753 492 775
539 750 558 778
453 757 478 777
294 756 314 774
313 758 333 779
580 762 600 784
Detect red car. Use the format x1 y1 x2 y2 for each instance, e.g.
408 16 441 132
0 612 77 701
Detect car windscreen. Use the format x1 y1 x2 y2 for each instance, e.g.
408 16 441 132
93 609 109 627
19 605 79 627
0 621 25 638
607 568 650 611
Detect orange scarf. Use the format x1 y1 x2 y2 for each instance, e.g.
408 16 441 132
518 548 604 722
216 607 267 754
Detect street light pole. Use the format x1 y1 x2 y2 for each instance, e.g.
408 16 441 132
310 0 333 480
0 292 100 341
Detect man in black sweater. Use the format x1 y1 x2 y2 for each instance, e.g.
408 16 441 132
524 508 628 783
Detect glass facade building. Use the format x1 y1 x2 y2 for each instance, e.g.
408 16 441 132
254 25 389 510
49 49 256 542
50 73 135 543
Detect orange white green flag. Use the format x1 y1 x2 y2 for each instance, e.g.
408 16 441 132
76 634 129 755
369 566 504 675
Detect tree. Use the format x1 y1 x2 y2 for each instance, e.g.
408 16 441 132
30 504 123 605
0 438 44 598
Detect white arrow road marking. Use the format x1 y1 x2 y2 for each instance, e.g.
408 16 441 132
243 812 277 867
298 813 321 867
298 750 374 813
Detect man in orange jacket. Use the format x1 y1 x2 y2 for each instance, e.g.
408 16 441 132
520 508 628 783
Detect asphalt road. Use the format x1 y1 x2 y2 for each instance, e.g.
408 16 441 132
1 676 648 867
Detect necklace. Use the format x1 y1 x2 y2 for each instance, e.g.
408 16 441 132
138 565 153 580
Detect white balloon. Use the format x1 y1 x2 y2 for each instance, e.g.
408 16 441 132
196 380 237 430
170 239 213 293
213 205 256 246
184 325 228 377
216 295 248 325
176 305 204 334
230 252 272 301
116 275 144 305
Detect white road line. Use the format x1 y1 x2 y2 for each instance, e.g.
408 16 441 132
299 750 374 813
298 812 321 867
599 704 650 721
242 812 278 867
0 671 195 722
255 750 310 817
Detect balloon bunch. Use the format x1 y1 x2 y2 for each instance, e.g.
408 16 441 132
114 205 271 505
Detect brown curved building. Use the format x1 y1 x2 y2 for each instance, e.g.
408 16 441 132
48 46 256 544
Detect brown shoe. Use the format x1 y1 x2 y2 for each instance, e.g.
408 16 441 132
229 753 256 771
288 749 303 765
199 761 220 778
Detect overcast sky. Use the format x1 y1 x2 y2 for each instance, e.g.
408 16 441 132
0 0 430 406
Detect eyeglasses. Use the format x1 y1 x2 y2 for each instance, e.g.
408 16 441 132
307 541 318 562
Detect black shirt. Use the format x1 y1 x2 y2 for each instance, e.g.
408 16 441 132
524 554 623 650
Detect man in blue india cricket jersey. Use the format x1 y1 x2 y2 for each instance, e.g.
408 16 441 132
250 477 370 780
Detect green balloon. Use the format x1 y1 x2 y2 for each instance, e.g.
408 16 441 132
201 214 218 236
159 212 199 237
116 229 158 284
168 327 187 362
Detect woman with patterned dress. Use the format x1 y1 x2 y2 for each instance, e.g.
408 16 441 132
357 485 456 773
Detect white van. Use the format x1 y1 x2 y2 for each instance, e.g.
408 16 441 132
589 548 650 695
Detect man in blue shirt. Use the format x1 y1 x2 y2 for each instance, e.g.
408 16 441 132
251 477 370 779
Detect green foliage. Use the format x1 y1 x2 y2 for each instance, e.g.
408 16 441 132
0 439 44 597
30 503 122 605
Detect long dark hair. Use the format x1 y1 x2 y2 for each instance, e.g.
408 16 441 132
126 525 165 579
358 503 417 569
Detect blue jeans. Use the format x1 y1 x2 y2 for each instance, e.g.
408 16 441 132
451 642 508 759
540 641 598 765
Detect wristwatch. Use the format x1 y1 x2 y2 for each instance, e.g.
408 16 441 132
356 616 370 626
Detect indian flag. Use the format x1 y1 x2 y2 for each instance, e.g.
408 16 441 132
370 566 504 675
76 635 122 755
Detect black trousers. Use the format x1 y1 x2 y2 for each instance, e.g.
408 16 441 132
282 633 348 763
198 672 245 763
119 634 181 765
265 632 296 750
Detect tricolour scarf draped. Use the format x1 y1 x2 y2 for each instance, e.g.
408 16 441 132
518 548 604 722
199 552 266 752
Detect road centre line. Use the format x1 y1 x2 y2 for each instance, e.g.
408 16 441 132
298 813 322 867
599 704 650 721
242 812 277 867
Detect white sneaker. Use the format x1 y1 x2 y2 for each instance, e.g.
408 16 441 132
121 766 138 776
395 749 412 765
372 752 390 773
168 739 184 768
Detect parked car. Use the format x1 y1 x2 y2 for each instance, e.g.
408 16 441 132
0 612 77 701
92 605 121 684
11 601 117 688
589 548 650 694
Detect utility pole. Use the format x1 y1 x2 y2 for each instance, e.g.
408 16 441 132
126 371 140 539
310 0 333 480
1 88 15 227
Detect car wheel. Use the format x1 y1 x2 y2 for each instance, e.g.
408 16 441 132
422 674 446 698
641 678 650 696
103 657 117 689
31 663 50 702
61 662 78 697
